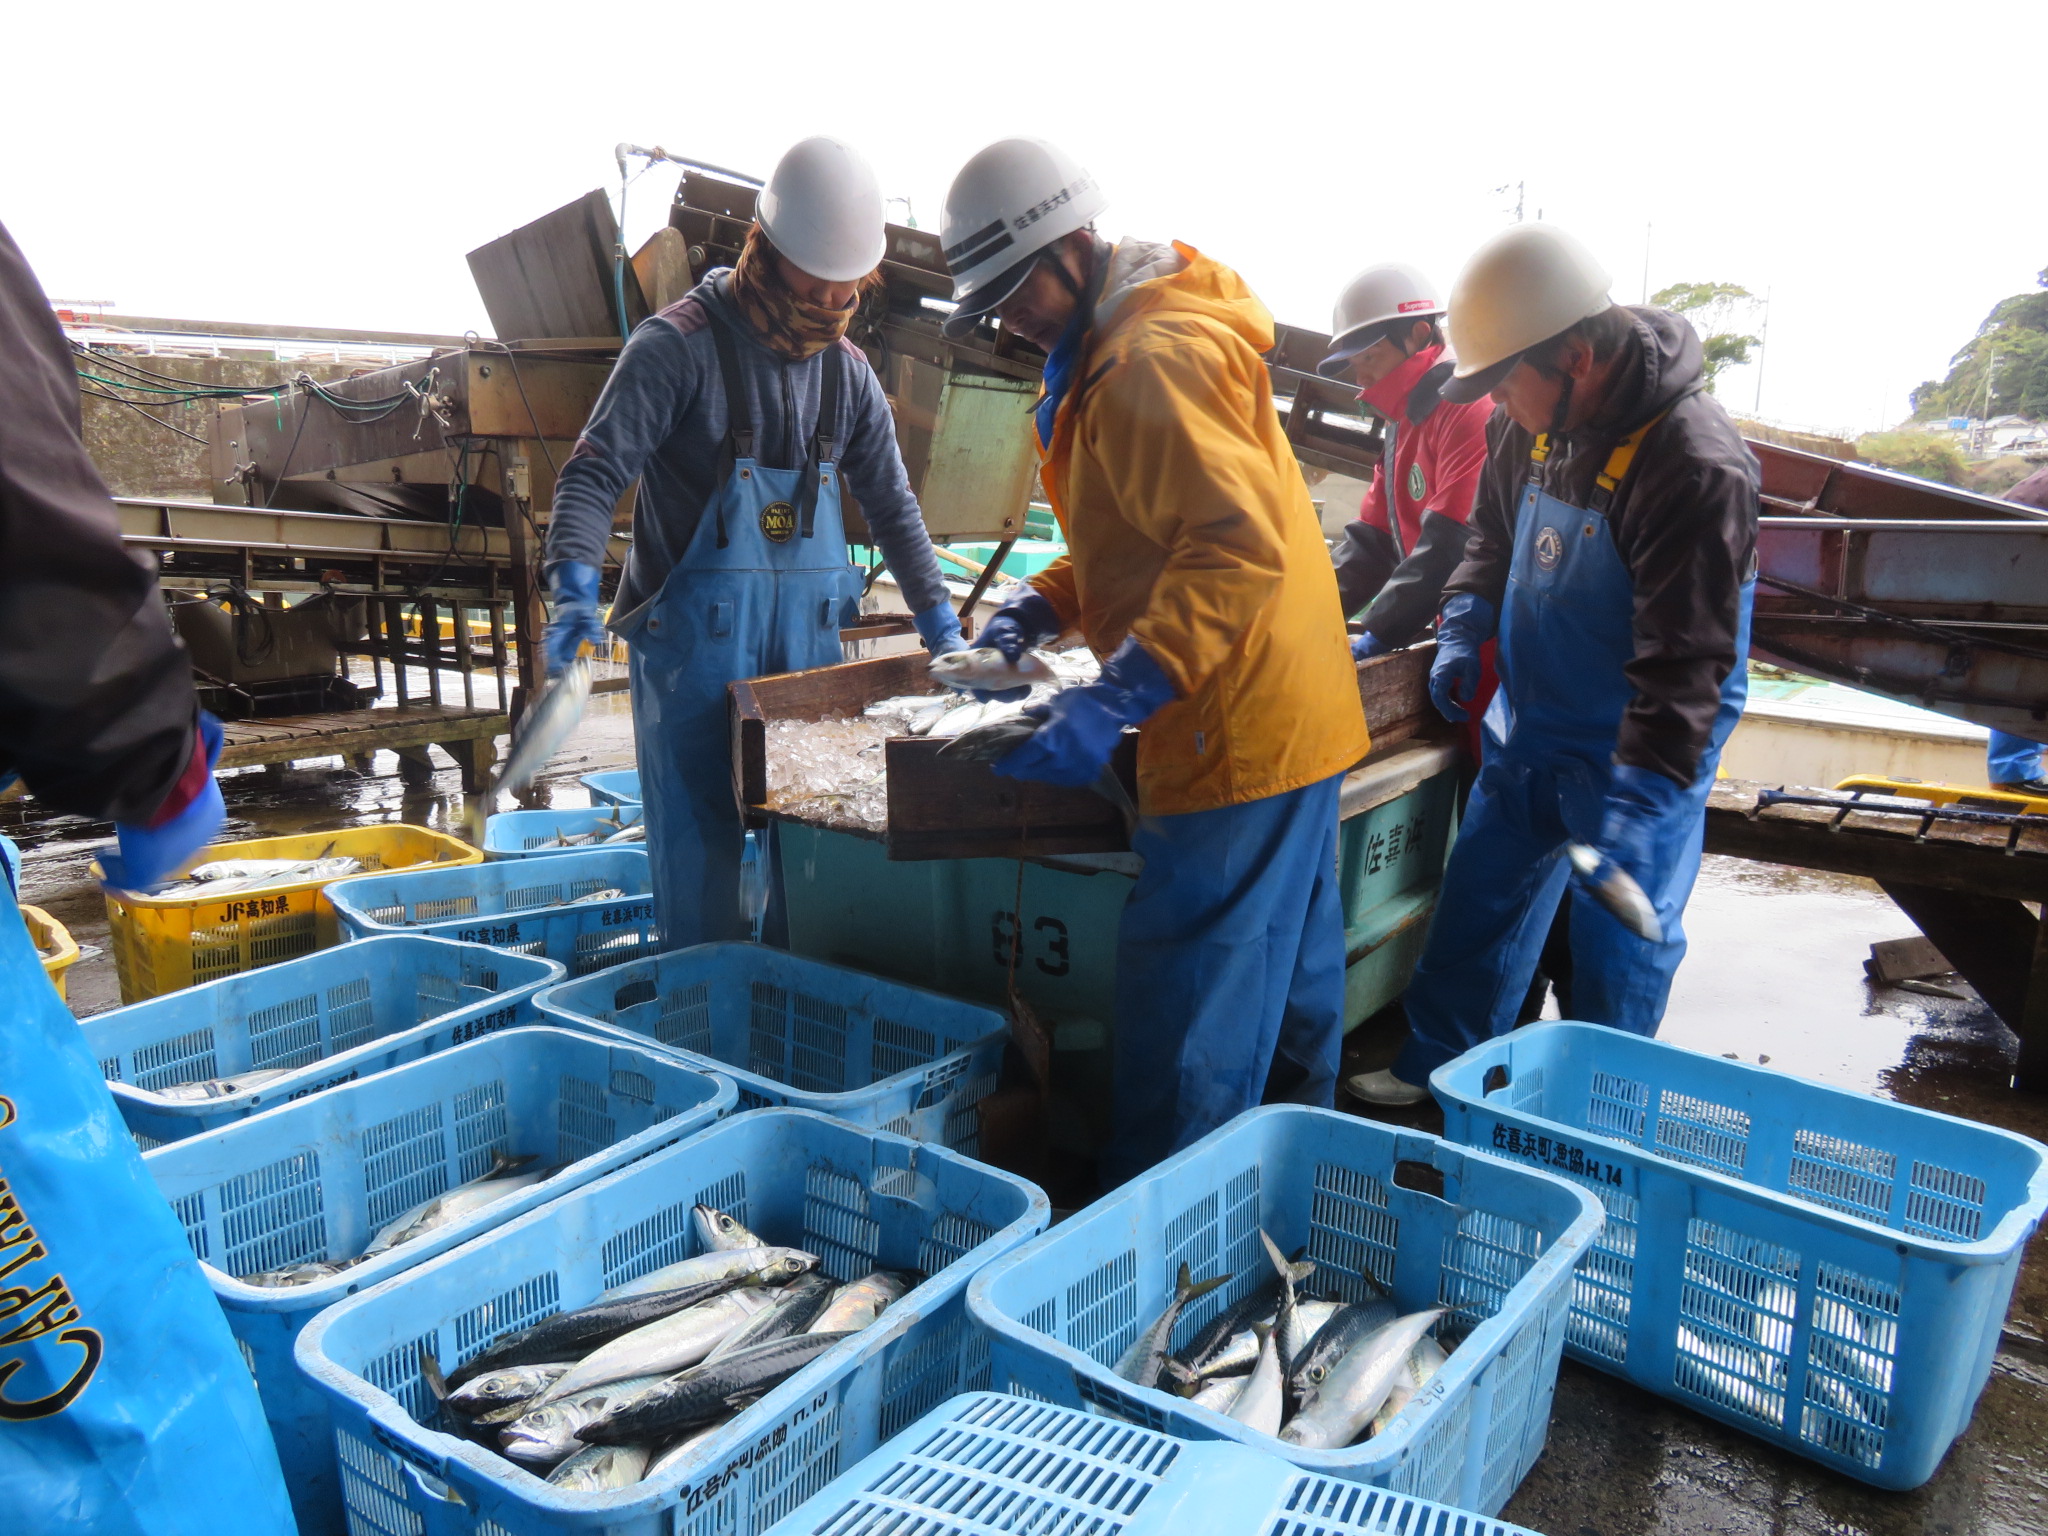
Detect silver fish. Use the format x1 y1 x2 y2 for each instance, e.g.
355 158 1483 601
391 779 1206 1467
1114 1263 1230 1389
602 823 647 844
929 647 1055 692
1566 842 1661 942
546 1442 651 1492
808 1271 912 1334
1289 1299 1399 1402
151 1066 294 1102
537 1288 777 1404
691 1205 766 1254
447 1362 573 1418
364 1151 547 1256
1368 1334 1449 1437
238 1255 363 1287
936 714 1040 762
1190 1373 1250 1415
501 659 592 800
1259 1231 1317 1385
706 1272 834 1364
500 1373 668 1464
1179 1327 1260 1383
173 856 363 895
1227 1324 1284 1435
1281 1308 1447 1450
580 1332 857 1446
598 1245 819 1302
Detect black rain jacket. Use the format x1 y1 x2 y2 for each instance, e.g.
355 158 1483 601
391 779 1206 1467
0 220 198 821
1443 306 1758 786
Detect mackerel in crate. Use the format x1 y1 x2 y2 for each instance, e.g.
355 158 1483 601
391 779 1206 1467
535 941 1008 1151
331 848 658 977
1432 1021 2048 1488
967 1106 1603 1517
80 933 565 1145
142 1026 736 1536
294 1108 1049 1536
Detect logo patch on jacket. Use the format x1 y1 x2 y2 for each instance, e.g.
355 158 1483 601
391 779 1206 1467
1535 526 1563 570
1407 463 1426 503
760 501 797 544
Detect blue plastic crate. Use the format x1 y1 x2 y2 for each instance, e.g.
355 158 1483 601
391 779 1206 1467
1431 1021 2048 1489
486 803 645 859
581 768 642 807
330 848 658 976
81 934 565 1145
764 1392 1553 1536
143 1026 735 1536
535 942 1008 1151
968 1106 1603 1517
294 1107 1050 1536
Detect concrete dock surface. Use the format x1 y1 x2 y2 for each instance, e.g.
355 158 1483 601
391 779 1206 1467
11 704 2045 1535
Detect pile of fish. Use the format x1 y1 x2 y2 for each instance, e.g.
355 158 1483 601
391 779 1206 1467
164 852 363 896
1116 1232 1451 1449
417 1204 918 1493
536 809 644 848
236 1151 556 1286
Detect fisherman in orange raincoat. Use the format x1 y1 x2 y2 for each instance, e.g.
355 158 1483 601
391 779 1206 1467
937 139 1371 1187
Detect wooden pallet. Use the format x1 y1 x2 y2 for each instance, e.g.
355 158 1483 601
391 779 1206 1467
218 703 503 790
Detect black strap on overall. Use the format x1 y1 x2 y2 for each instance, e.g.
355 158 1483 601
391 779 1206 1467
704 300 843 548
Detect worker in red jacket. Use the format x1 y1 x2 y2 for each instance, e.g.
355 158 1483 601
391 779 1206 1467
1323 264 1495 659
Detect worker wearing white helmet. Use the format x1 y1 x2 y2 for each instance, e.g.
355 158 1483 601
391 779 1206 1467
545 137 969 948
939 138 1370 1185
1350 223 1758 1107
1320 264 1496 668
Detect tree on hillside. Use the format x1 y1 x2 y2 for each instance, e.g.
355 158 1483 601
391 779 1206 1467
1911 268 2048 422
1651 281 1761 393
1856 430 1966 486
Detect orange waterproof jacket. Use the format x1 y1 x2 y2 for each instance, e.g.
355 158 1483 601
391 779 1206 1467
1028 240 1371 815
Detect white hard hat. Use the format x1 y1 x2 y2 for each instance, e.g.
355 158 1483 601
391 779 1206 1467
1317 263 1443 379
756 136 887 284
939 138 1107 338
1441 224 1613 403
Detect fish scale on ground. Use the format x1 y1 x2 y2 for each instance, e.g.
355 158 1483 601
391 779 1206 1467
417 1202 925 1492
1120 1228 1456 1451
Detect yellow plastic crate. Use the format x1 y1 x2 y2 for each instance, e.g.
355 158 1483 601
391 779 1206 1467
100 825 482 1004
20 904 79 1002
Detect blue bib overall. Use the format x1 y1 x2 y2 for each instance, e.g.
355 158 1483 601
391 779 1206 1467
0 893 293 1534
613 317 860 949
1395 419 1753 1082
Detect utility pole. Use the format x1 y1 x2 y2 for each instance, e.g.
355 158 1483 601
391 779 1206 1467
1752 287 1771 416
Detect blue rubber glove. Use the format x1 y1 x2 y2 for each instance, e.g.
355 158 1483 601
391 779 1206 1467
912 603 966 655
1569 761 1689 943
978 587 1064 666
1351 630 1392 661
1589 761 1687 886
918 602 1027 703
1428 593 1495 723
995 638 1176 788
99 712 227 894
544 562 605 676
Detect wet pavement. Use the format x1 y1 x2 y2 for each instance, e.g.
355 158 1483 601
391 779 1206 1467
13 715 2048 1534
1343 854 2048 1536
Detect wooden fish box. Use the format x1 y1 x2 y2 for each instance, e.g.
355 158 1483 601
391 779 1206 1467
728 644 1443 863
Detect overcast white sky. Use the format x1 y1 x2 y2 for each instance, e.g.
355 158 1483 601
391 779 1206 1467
5 1 2042 436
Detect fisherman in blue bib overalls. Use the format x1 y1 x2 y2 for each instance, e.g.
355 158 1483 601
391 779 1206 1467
1350 224 1759 1106
544 138 969 947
